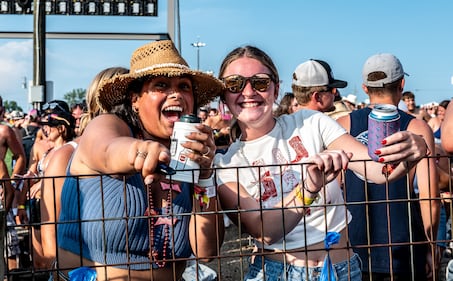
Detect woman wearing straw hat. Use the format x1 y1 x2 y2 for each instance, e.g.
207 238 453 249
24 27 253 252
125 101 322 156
55 40 224 280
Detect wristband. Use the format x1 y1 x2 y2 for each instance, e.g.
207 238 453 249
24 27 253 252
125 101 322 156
205 185 216 198
295 183 319 206
17 205 25 210
197 176 215 188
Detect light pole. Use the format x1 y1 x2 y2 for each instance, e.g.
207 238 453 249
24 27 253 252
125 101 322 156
22 76 27 89
191 39 206 70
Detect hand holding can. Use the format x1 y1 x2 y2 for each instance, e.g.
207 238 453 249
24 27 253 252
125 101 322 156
368 104 400 161
169 114 201 183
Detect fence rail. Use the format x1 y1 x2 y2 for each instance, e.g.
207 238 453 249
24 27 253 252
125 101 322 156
1 155 452 280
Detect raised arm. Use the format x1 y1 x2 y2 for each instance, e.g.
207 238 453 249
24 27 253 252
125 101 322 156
217 150 349 245
441 99 453 153
217 180 306 245
328 131 428 184
0 125 26 176
75 114 170 183
407 119 439 240
40 144 76 268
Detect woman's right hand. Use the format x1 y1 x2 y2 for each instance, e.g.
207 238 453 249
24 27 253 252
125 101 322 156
304 150 352 193
128 140 171 185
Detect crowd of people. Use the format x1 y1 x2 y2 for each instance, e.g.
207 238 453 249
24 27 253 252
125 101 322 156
0 39 452 281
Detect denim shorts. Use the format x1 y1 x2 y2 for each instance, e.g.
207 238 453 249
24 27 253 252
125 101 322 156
48 261 70 281
447 259 453 281
244 253 362 281
48 271 69 281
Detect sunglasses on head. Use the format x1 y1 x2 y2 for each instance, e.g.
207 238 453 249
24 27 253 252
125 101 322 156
222 73 274 93
42 102 67 113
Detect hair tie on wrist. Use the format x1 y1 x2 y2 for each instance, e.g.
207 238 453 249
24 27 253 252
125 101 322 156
303 179 319 195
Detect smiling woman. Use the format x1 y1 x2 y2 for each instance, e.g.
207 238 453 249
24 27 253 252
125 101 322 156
53 40 225 281
213 45 430 281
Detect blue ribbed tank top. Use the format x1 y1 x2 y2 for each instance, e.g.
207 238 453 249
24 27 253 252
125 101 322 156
58 170 193 270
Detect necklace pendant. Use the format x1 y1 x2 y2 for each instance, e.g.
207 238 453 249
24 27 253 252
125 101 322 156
150 249 157 259
150 248 166 268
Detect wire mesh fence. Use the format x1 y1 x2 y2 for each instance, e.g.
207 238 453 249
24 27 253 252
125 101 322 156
0 155 452 280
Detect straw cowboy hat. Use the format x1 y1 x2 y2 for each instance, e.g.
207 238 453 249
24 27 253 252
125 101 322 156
97 40 224 111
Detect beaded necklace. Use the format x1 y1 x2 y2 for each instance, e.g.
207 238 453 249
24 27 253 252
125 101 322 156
146 182 181 268
137 130 172 268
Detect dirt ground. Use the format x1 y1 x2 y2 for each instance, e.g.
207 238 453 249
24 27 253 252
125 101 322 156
205 222 252 281
201 222 452 281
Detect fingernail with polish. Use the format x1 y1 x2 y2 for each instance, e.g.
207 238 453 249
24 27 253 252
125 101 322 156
374 150 381 155
381 139 387 145
378 157 385 163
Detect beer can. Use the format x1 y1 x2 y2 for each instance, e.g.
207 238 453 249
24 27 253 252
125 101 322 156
368 104 400 161
169 114 201 183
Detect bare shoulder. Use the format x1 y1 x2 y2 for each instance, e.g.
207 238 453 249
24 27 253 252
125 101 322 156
33 139 53 155
0 123 14 136
407 117 432 135
84 113 130 136
44 144 77 176
427 116 441 128
335 114 350 130
48 142 77 163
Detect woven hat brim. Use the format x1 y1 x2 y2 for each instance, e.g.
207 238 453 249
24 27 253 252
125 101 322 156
97 67 224 112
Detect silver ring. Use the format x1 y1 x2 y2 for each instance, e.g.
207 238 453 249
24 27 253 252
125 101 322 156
202 146 211 157
136 151 148 159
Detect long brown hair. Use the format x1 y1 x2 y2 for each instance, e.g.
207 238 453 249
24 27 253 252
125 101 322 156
218 46 279 140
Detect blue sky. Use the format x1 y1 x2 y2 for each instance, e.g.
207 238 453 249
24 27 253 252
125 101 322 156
1 0 453 111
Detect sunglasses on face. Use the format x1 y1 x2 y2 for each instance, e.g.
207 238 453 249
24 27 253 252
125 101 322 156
321 88 336 95
222 73 274 93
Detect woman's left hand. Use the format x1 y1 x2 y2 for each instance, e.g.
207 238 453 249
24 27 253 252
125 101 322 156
182 123 216 178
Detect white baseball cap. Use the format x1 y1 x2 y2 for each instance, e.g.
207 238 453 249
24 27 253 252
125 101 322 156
292 59 347 88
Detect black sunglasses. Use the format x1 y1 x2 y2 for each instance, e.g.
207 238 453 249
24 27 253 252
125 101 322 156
42 102 67 113
222 73 274 93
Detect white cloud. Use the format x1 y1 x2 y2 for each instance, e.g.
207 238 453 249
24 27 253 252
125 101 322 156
0 40 33 110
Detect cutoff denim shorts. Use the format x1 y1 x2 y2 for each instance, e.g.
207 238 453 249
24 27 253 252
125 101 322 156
244 253 362 281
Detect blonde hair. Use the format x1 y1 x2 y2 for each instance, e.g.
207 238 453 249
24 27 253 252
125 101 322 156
78 67 129 134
